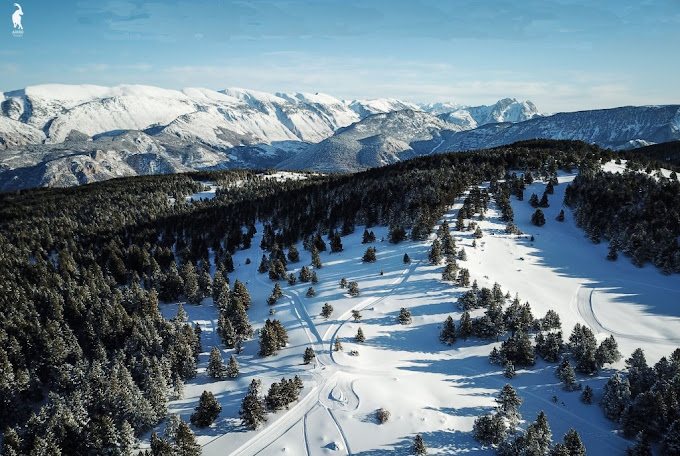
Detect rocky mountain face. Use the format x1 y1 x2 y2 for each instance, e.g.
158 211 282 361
1 83 678 190
277 109 455 172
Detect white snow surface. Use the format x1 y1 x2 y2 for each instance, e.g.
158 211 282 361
143 164 680 455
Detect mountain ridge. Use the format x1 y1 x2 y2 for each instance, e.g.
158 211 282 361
1 83 679 191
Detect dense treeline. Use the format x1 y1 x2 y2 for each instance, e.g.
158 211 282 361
565 168 680 273
0 140 608 454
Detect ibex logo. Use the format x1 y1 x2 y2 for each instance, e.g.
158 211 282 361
12 3 23 37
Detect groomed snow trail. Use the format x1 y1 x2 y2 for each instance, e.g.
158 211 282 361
576 286 680 345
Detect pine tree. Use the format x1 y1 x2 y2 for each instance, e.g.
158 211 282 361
340 277 348 288
601 373 631 421
212 274 230 311
287 273 297 285
489 346 504 365
539 191 550 208
458 248 467 261
524 411 553 456
348 282 360 297
207 347 228 379
259 322 279 357
556 209 565 222
440 316 457 345
306 287 316 297
389 225 407 243
362 247 377 263
355 327 366 342
227 355 239 378
403 253 411 263
496 384 523 428
321 303 333 319
529 193 540 207
351 310 362 321
303 347 316 364
595 335 621 368
311 271 318 283
182 262 202 305
218 315 236 348
240 379 267 430
442 262 457 281
412 434 427 455
197 262 212 299
330 232 343 253
473 413 507 446
661 420 680 455
190 391 222 427
151 432 175 456
474 226 484 239
232 279 251 309
299 266 312 282
580 385 593 404
229 298 253 340
311 247 322 268
563 428 586 456
457 268 470 287
532 209 546 226
459 311 473 339
504 360 516 379
175 420 201 456
287 245 300 263
560 360 578 391
398 307 412 325
428 239 442 264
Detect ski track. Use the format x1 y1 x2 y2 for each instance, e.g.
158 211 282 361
233 251 424 455
576 286 680 345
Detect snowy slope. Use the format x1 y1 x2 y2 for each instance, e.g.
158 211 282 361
346 98 421 118
144 165 680 455
277 109 454 171
439 98 541 130
0 117 45 150
436 105 680 152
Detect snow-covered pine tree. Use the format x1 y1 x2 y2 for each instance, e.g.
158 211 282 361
227 355 239 378
190 390 222 427
207 347 228 379
398 307 412 325
440 316 457 345
239 379 267 430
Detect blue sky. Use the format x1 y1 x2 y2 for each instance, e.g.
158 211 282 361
1 0 679 112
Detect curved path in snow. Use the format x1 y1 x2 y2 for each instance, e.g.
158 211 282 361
225 254 423 455
575 285 680 345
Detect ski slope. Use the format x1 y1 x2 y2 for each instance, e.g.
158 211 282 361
147 166 680 455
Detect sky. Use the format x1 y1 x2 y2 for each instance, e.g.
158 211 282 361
1 0 679 112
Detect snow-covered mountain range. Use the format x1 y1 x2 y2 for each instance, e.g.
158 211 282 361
1 83 679 190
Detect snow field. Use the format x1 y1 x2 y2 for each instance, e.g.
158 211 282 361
150 165 679 455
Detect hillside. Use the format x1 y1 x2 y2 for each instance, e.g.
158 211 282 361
2 141 679 455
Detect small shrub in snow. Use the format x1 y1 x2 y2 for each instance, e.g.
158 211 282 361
376 408 391 424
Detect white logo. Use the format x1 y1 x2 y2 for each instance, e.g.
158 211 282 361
12 3 23 37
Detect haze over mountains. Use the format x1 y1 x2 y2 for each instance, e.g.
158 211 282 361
1 84 679 190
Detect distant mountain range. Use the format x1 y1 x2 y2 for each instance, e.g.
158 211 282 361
1 84 678 190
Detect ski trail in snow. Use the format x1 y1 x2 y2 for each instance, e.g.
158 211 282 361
327 259 422 365
576 286 680 344
235 253 425 455
326 407 353 455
